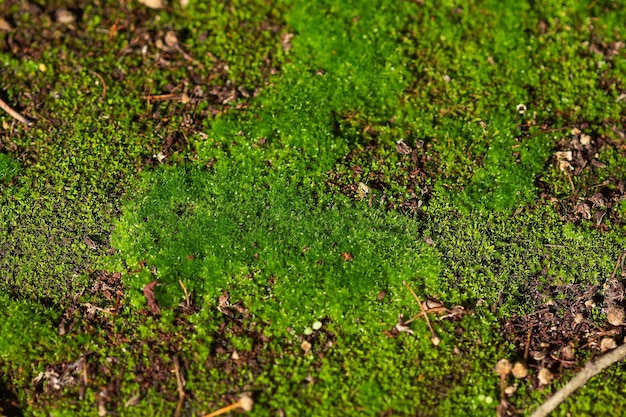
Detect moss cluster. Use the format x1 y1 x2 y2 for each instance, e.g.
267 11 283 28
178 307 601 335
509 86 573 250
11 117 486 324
1 0 626 416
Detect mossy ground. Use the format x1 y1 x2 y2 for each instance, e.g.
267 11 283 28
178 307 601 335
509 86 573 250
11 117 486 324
1 0 626 416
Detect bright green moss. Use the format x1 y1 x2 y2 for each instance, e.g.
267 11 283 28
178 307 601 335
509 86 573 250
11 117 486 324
0 0 289 305
107 1 624 415
112 164 441 329
325 0 626 213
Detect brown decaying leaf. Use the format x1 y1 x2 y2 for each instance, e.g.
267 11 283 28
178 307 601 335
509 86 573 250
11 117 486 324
143 281 161 315
0 17 13 32
395 314 414 335
395 139 412 155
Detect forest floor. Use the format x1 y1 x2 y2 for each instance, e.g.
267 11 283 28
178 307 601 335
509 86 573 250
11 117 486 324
1 1 626 416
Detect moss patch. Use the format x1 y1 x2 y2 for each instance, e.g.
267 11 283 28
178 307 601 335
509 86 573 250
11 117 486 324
1 0 626 416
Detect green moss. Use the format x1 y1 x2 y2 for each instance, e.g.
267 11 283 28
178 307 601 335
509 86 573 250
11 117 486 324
327 0 626 213
0 153 19 184
2 0 626 415
106 0 624 415
0 0 289 305
112 164 440 328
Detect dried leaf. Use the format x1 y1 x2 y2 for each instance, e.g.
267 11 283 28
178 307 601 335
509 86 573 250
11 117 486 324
580 133 591 146
217 291 230 315
395 315 414 335
55 9 76 24
0 17 13 31
357 182 370 200
395 139 412 154
512 361 528 379
124 394 141 408
495 359 512 376
590 159 607 168
440 305 466 320
607 305 625 326
537 368 553 386
555 150 573 172
143 281 161 315
600 337 617 352
281 33 294 51
84 237 97 249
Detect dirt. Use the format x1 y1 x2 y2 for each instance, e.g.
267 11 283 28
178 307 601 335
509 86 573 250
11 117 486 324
538 125 626 231
499 253 626 415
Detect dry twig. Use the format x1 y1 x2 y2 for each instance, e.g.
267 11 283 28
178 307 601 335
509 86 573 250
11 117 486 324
144 93 190 103
0 96 31 126
82 303 114 315
609 252 624 280
113 290 123 317
202 395 254 417
179 279 190 308
529 343 626 417
173 356 185 417
403 280 440 345
89 70 107 100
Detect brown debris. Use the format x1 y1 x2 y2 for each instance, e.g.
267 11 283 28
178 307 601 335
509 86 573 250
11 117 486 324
539 127 626 229
511 362 528 379
503 253 626 402
529 343 626 417
143 281 161 316
395 139 412 154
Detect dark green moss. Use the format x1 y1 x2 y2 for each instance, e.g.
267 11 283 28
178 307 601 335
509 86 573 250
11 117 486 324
0 153 19 183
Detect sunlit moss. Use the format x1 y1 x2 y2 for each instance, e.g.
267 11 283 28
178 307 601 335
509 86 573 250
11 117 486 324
2 0 626 415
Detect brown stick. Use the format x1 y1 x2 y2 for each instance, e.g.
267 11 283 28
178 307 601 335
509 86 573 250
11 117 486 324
89 70 107 100
144 93 187 102
0 97 31 126
609 252 623 280
403 280 438 344
82 356 89 385
179 279 190 308
529 343 626 417
202 395 253 417
566 172 576 194
113 290 122 316
524 325 533 362
173 356 185 417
